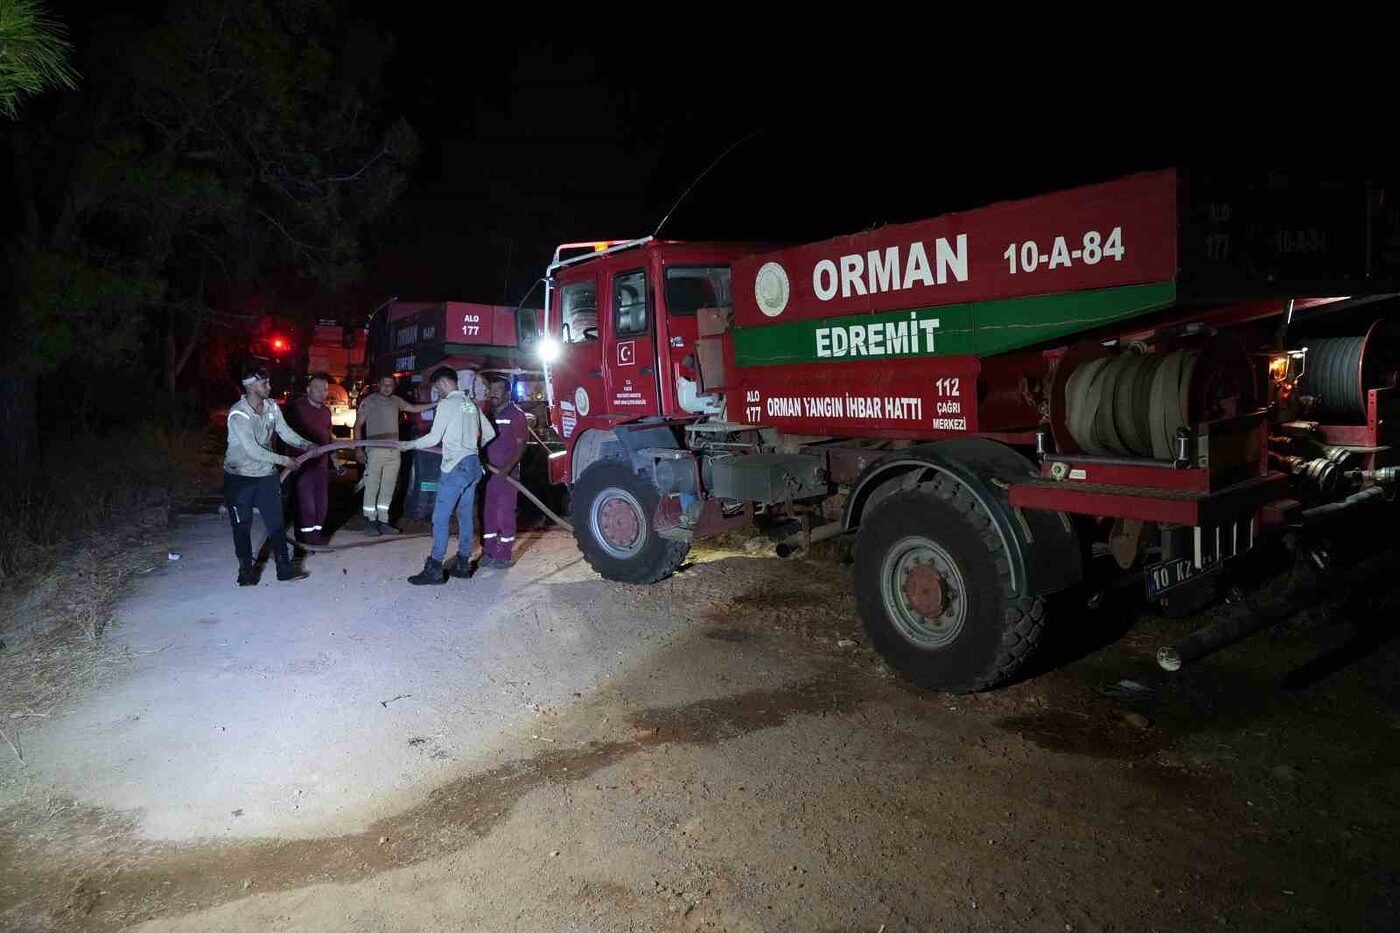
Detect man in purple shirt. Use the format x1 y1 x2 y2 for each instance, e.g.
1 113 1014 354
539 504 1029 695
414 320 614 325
288 373 342 545
480 376 530 568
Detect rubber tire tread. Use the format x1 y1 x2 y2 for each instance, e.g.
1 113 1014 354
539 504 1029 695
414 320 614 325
570 459 689 584
854 474 1047 692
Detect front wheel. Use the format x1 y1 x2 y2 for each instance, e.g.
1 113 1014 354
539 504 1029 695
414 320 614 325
854 476 1046 692
570 460 689 584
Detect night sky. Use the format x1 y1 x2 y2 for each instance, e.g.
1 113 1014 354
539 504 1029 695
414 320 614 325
52 7 1385 318
359 28 1379 316
353 30 1216 312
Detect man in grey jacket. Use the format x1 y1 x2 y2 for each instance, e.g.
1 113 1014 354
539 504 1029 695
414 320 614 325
399 366 496 585
224 367 314 585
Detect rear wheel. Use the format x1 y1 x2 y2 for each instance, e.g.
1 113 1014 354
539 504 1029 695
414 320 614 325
854 475 1046 691
571 460 689 584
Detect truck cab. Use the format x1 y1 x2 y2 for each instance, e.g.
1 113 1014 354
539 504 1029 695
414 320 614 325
542 238 751 482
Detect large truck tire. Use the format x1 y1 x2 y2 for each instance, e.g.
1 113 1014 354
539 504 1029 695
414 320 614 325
571 460 689 584
854 475 1046 692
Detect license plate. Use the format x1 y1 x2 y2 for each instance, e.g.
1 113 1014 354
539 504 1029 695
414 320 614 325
1144 558 1199 600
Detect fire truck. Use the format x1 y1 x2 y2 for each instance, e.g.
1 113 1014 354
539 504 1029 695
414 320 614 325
536 169 1400 691
363 298 559 519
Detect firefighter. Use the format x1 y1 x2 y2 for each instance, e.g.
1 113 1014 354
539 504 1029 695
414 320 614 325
400 366 496 585
288 372 344 545
354 374 432 535
223 367 313 585
480 375 529 568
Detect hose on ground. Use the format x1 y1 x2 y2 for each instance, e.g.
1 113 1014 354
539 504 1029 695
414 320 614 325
278 439 574 534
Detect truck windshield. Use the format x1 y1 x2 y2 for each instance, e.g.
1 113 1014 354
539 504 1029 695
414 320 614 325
664 266 731 316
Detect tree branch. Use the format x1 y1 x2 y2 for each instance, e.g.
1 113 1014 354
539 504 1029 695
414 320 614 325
322 141 389 184
254 207 323 265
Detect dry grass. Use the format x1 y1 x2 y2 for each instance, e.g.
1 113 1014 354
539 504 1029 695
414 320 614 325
0 427 213 586
0 427 217 729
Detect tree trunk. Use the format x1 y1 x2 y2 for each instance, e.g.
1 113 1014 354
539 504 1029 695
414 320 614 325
164 321 201 394
0 376 39 477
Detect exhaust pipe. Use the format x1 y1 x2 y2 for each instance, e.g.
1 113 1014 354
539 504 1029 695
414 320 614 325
775 522 846 558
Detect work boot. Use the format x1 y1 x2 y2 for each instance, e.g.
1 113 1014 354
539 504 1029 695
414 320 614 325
363 519 381 536
276 560 309 582
237 561 258 586
408 557 447 586
377 520 402 536
447 555 473 579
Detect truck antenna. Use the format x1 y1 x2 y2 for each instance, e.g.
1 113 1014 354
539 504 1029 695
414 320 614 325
651 130 762 240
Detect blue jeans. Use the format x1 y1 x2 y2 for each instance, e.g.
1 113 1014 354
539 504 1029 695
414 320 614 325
431 454 482 563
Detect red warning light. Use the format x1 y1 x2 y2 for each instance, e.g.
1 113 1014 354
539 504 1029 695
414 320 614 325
271 336 288 353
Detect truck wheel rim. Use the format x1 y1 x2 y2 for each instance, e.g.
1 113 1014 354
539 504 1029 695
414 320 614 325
592 488 646 559
880 536 967 649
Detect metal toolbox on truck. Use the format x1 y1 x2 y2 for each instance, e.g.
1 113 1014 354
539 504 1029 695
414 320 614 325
706 453 827 504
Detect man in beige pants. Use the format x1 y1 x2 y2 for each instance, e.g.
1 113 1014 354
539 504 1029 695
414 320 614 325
355 374 432 535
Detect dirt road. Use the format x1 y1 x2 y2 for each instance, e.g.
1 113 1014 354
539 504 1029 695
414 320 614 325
2 511 1398 931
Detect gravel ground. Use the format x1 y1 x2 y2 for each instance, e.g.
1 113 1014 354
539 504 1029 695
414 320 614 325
2 508 1398 932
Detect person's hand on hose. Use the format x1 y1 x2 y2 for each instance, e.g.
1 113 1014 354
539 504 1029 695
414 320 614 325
333 458 347 476
276 454 296 468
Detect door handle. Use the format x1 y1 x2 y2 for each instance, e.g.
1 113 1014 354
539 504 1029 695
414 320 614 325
588 369 602 377
640 367 655 375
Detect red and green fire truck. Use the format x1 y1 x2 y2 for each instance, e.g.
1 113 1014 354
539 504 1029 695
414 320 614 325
536 170 1400 691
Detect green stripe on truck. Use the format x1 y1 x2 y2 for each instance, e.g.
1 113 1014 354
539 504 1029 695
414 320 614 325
732 281 1178 366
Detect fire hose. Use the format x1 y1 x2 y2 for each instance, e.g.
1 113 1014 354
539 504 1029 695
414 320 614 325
276 439 573 553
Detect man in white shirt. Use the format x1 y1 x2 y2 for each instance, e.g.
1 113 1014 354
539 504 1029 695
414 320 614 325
224 367 313 585
399 366 496 585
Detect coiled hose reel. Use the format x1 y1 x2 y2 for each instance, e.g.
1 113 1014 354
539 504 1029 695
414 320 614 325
1294 322 1400 424
1055 337 1256 460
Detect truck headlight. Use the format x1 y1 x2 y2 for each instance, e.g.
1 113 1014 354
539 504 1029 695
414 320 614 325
537 336 562 364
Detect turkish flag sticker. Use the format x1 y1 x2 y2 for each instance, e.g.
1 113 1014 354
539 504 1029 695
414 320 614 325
617 341 636 366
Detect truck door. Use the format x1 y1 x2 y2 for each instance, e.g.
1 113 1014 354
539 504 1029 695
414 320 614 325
550 271 607 443
604 267 661 417
659 260 732 417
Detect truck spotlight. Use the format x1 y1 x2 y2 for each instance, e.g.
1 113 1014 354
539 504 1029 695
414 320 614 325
537 335 562 364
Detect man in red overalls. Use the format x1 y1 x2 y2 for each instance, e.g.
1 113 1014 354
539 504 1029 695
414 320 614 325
288 373 343 545
480 375 529 568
